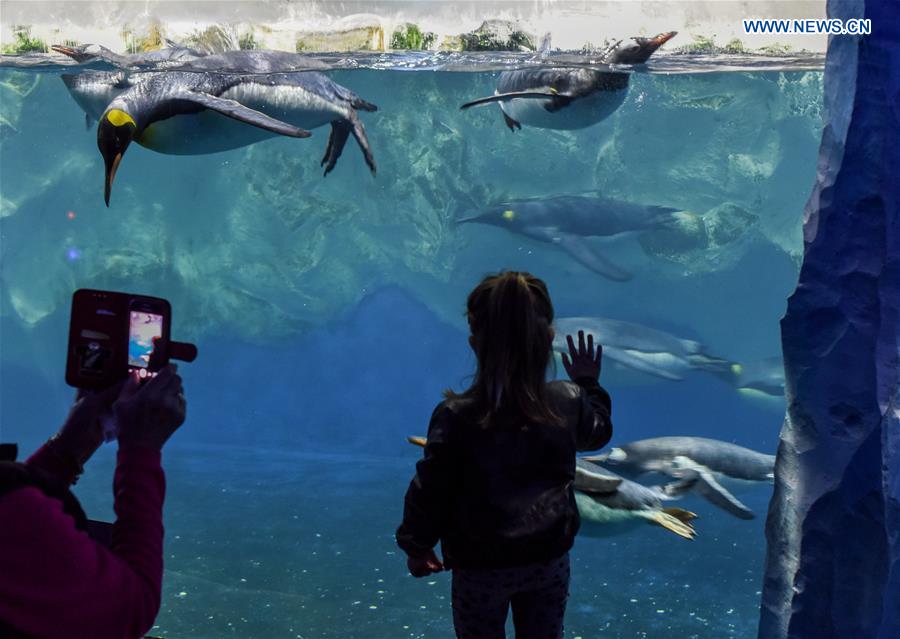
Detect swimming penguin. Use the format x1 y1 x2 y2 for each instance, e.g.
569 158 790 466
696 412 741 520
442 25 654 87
51 42 205 69
460 31 676 131
586 436 776 520
456 193 695 281
63 60 377 205
553 317 735 382
169 49 330 74
406 437 698 540
729 356 785 397
573 459 698 540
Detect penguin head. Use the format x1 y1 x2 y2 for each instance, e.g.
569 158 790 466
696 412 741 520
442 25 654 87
607 31 677 64
98 106 137 206
456 205 520 229
51 43 110 63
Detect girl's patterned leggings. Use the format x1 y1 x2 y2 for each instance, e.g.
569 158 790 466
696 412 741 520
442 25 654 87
451 553 570 639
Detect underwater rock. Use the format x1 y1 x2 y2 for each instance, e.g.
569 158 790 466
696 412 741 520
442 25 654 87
637 202 758 273
458 20 536 52
758 0 900 637
0 70 39 147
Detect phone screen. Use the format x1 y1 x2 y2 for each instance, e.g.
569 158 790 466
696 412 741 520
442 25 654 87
128 310 163 374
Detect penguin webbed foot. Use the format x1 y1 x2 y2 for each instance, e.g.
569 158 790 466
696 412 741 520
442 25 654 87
321 116 377 178
503 112 522 132
321 121 351 177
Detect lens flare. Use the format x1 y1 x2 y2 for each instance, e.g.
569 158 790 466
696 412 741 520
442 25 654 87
66 210 76 220
66 247 81 261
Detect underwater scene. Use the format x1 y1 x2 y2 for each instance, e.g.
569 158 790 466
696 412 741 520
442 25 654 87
0 47 824 638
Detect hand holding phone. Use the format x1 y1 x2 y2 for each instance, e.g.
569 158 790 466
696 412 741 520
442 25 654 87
115 365 188 450
65 289 196 392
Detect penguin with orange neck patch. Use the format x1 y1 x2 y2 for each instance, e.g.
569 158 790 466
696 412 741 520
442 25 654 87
461 32 676 131
62 56 378 205
94 69 377 205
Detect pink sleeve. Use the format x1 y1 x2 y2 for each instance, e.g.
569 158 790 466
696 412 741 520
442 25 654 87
0 446 165 639
26 440 82 486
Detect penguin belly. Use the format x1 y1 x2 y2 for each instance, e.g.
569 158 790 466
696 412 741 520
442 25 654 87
137 82 349 155
575 492 646 538
500 88 628 130
137 111 278 155
220 82 348 131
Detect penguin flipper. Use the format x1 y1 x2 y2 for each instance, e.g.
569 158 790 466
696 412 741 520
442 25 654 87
695 469 755 520
574 460 623 493
460 91 556 110
179 90 312 138
603 345 685 381
555 233 634 282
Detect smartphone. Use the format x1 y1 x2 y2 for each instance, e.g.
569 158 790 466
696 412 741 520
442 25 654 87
127 298 169 380
66 289 171 390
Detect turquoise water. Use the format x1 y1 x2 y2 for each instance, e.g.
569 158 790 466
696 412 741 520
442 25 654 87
0 58 822 637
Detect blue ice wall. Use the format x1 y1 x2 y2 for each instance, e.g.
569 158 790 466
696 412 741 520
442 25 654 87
758 0 900 637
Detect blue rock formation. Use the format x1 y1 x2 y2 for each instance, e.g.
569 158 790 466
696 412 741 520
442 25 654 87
758 1 900 638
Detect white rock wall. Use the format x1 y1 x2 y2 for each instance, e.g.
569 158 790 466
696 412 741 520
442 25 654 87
1 0 828 53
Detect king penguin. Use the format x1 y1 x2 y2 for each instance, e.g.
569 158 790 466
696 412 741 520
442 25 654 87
64 52 378 205
460 31 676 131
52 41 205 69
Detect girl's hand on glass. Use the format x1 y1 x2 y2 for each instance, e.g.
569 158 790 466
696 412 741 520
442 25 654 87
562 330 603 381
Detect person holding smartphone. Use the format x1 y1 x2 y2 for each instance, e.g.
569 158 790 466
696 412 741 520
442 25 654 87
0 365 186 639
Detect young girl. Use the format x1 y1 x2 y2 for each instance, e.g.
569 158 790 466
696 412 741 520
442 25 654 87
397 271 613 639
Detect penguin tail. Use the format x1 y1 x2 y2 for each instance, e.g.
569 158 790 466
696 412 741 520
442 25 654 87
352 97 378 112
656 208 699 232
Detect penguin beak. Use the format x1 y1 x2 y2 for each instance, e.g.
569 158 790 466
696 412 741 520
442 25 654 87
651 31 678 47
623 31 677 64
455 213 481 225
51 44 77 56
98 118 135 207
51 44 89 63
104 152 124 207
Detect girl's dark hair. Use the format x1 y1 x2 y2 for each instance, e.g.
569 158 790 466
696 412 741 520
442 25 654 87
446 271 561 427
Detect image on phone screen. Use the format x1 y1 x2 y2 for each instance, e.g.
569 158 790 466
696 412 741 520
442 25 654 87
128 311 163 371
